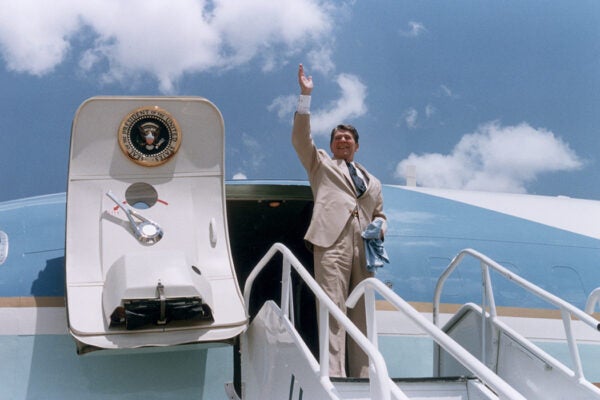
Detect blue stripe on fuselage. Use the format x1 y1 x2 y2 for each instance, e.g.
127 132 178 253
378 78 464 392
2 186 600 310
379 186 600 309
0 193 66 297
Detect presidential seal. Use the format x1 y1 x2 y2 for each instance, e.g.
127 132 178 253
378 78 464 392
118 106 182 167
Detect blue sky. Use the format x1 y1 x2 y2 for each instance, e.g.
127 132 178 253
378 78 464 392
0 0 599 202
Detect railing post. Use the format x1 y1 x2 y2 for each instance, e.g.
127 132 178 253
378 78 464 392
281 257 291 319
288 278 295 326
480 262 498 368
585 287 600 314
561 308 584 380
319 301 330 378
482 262 497 319
365 285 378 348
481 262 488 368
482 262 498 370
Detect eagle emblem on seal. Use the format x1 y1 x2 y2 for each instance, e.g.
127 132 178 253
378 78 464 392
118 106 181 167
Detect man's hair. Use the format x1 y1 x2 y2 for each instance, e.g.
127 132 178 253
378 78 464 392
330 124 359 145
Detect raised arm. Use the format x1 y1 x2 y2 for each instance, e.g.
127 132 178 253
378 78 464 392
298 64 313 95
292 64 318 172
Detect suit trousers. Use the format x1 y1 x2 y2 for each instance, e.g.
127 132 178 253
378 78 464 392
313 215 373 378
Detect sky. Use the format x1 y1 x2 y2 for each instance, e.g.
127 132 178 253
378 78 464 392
0 0 599 203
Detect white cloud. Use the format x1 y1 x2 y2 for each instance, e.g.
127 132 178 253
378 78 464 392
403 108 418 129
307 46 335 75
270 72 367 136
0 0 82 75
400 21 427 37
425 104 436 118
211 0 332 66
401 105 436 129
232 172 247 180
228 132 265 178
309 73 367 135
439 84 458 99
0 0 336 93
395 121 583 193
267 94 297 119
241 132 265 169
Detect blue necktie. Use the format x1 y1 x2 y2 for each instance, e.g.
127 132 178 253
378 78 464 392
347 162 366 197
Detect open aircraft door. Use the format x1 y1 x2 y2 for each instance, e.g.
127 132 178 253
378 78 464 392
65 97 246 353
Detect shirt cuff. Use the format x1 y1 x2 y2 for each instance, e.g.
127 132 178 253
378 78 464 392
296 95 311 114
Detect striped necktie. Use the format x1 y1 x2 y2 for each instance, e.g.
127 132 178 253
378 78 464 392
347 162 366 197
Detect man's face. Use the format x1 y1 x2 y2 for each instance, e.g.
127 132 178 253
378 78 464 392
330 129 359 162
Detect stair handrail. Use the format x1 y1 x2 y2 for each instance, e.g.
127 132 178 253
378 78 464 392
433 248 600 382
243 242 405 400
585 287 600 315
347 277 527 400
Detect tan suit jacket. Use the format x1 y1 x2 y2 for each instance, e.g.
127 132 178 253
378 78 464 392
292 113 387 248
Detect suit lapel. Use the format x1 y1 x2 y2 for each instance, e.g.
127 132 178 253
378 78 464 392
335 159 371 197
335 159 355 193
355 162 370 192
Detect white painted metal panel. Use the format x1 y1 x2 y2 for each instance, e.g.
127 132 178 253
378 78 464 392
65 97 246 350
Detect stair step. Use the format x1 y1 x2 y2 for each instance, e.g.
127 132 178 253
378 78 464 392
332 376 499 400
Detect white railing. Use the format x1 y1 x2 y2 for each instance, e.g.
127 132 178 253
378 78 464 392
243 243 406 400
585 287 600 316
433 248 600 382
347 278 527 400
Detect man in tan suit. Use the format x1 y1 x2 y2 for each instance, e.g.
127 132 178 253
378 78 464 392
292 64 387 378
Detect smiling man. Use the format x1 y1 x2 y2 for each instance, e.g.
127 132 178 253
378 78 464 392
291 64 387 378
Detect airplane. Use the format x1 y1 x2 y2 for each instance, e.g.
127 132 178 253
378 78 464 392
2 96 600 399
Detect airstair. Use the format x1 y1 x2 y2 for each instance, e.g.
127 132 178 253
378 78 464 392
433 249 600 399
232 243 600 400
